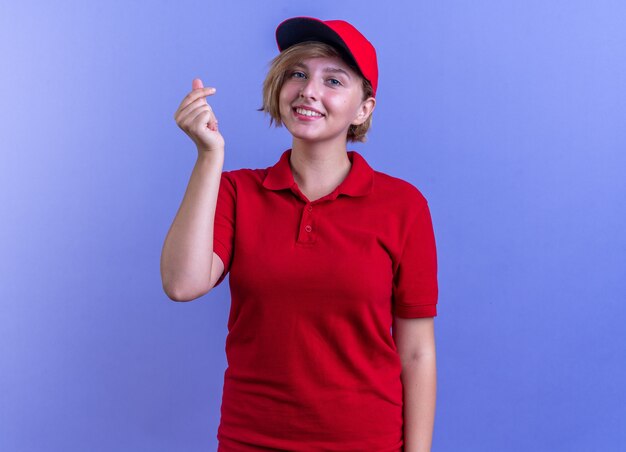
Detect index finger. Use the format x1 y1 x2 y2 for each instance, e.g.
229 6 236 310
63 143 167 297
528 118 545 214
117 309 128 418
176 87 217 114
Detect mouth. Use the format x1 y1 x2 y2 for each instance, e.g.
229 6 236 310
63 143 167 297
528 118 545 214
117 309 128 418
292 106 325 119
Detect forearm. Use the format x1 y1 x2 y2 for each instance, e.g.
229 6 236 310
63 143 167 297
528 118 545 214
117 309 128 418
401 353 437 452
160 149 224 300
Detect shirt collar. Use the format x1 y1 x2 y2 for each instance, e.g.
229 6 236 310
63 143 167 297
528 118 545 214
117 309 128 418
262 149 374 198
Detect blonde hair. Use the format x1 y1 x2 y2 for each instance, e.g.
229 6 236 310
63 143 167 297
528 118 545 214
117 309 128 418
258 41 374 143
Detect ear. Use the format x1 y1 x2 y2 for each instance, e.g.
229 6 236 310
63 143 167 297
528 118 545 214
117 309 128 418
352 97 376 126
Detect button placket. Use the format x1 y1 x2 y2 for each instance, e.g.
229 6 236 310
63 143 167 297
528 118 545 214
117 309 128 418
297 202 316 244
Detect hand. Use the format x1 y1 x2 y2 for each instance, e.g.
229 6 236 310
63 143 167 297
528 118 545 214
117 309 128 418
174 78 225 153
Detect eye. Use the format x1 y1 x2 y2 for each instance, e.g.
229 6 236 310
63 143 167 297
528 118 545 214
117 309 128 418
290 70 306 79
327 78 342 86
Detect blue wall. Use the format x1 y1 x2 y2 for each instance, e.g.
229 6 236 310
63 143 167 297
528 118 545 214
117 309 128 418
1 1 624 450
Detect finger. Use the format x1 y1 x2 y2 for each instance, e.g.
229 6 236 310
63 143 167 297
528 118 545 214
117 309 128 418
180 101 214 125
180 105 214 130
191 105 218 130
174 88 216 121
190 109 218 133
192 78 204 90
188 104 216 125
176 87 216 115
200 109 218 130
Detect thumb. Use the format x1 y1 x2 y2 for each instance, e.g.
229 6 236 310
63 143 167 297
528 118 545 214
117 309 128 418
192 78 204 90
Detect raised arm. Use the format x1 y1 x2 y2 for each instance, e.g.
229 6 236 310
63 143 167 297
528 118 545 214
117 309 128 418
160 78 225 301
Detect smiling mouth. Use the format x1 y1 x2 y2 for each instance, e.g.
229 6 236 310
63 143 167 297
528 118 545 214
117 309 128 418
293 107 325 118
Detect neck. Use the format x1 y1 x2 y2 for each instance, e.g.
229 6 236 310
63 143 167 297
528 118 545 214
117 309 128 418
289 136 352 193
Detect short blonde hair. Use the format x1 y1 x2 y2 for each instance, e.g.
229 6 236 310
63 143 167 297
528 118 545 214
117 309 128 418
259 41 374 143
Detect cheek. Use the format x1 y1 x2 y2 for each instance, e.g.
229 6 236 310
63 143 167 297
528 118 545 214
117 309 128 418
278 99 291 118
278 85 296 110
280 82 299 98
327 96 355 116
277 93 290 117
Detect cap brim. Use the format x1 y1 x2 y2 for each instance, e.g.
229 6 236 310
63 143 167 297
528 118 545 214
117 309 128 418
275 17 359 71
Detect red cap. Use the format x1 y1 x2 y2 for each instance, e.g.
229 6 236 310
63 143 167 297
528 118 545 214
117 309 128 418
275 16 378 97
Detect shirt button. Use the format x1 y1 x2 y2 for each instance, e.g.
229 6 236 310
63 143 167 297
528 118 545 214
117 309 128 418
307 205 313 212
304 225 312 232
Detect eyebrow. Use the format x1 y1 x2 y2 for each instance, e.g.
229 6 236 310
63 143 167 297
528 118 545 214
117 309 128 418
292 62 352 79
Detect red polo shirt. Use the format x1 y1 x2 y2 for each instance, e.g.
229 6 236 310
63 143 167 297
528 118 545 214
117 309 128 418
212 149 438 451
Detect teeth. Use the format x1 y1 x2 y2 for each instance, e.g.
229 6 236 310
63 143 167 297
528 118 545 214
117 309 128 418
295 108 322 117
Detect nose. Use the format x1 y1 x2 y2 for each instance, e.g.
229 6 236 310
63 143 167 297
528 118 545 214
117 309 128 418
299 78 319 100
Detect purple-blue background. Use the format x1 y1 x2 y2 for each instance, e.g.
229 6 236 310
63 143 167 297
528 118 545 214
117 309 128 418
2 1 625 451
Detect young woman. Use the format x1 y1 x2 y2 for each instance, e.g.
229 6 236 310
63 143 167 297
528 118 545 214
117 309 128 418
161 16 438 452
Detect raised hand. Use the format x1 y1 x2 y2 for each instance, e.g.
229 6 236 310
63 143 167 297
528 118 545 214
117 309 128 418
174 78 224 153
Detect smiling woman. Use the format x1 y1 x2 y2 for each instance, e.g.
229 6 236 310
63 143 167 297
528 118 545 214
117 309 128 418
162 15 438 452
259 40 375 142
279 54 374 144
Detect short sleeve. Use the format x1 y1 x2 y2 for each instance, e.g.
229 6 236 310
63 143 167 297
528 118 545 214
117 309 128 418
212 171 236 288
392 201 438 318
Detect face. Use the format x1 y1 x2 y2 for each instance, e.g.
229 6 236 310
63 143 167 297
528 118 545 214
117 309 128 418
278 55 374 144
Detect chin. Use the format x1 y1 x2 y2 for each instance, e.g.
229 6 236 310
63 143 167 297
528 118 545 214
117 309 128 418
289 132 320 142
283 124 316 140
